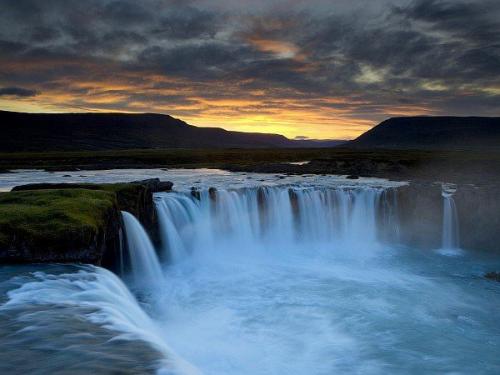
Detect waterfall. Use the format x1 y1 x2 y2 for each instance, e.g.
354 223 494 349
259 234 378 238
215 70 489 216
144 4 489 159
155 186 387 262
441 187 460 250
121 211 164 287
1 266 199 375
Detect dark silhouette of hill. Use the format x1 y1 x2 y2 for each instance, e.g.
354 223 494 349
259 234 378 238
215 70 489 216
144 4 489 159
0 111 345 151
350 116 500 150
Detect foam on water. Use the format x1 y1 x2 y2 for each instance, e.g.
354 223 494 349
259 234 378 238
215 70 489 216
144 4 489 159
122 211 165 288
0 266 198 374
148 186 500 374
0 169 499 374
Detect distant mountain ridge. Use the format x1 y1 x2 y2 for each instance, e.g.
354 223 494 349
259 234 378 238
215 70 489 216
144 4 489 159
0 111 345 151
2 111 498 152
349 116 500 151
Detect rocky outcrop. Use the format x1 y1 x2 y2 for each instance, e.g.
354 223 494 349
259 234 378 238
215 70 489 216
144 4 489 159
485 272 500 282
114 179 172 246
130 178 173 193
1 179 173 265
383 182 500 253
0 189 121 264
393 183 443 249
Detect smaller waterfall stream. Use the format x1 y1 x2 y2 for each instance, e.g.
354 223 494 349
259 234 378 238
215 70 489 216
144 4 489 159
441 186 460 251
121 211 164 287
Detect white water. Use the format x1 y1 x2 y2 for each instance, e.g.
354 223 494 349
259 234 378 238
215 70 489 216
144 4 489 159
0 265 199 374
1 170 499 374
155 187 387 263
441 186 461 254
147 186 500 374
121 211 164 288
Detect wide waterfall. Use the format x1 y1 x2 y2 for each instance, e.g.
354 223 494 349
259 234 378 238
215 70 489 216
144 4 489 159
155 186 392 263
441 186 460 251
121 211 164 287
1 170 499 375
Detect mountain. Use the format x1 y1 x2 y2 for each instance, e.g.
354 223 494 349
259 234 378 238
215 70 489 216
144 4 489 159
349 116 500 150
0 111 343 151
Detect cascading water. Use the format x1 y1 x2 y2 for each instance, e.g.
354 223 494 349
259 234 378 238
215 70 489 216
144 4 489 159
121 211 164 287
441 186 460 251
148 183 500 375
0 265 199 375
1 169 499 375
154 186 387 263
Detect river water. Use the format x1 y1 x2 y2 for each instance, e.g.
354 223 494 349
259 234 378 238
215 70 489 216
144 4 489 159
0 169 499 374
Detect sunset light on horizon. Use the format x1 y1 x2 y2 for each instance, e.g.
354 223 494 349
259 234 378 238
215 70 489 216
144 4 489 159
1 0 499 139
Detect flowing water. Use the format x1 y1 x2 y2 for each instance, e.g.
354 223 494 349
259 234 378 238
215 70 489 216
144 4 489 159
441 186 460 251
0 169 499 374
121 211 164 287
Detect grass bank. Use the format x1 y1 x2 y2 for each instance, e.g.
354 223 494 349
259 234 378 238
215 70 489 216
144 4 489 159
0 189 118 262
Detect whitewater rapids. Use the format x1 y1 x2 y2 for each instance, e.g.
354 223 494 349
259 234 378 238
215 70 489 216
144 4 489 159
0 169 499 374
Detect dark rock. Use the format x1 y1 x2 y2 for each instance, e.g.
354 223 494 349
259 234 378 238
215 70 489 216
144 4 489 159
0 189 121 265
131 178 173 192
394 183 443 249
208 187 217 201
11 180 166 251
485 272 500 282
191 187 201 200
346 175 359 179
158 181 174 191
454 185 500 253
63 174 71 177
288 189 299 217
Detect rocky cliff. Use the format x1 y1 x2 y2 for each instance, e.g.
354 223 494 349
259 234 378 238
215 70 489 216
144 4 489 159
1 179 172 265
1 177 499 267
0 189 121 264
379 183 500 253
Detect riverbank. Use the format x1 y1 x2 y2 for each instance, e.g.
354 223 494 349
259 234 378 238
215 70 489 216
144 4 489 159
1 169 500 268
2 148 500 184
0 179 172 265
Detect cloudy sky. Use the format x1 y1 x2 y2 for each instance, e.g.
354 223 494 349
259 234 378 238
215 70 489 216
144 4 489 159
0 0 499 139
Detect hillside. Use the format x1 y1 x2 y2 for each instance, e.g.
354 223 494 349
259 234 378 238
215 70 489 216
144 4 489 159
350 117 500 150
0 111 344 151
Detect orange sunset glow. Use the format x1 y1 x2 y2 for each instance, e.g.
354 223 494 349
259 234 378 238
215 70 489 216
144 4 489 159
1 0 499 140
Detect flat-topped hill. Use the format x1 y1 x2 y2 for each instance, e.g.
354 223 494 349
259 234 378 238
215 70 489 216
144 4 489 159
0 111 344 151
350 117 500 150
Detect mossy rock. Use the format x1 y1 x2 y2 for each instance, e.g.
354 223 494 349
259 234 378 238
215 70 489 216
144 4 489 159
12 179 166 242
0 189 120 263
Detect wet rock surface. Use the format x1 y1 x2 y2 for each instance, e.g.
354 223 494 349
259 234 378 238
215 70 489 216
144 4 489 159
485 272 500 282
1 179 173 265
0 189 121 265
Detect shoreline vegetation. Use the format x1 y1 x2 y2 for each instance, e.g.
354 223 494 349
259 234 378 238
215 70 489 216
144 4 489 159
0 176 499 281
0 179 172 265
1 147 500 184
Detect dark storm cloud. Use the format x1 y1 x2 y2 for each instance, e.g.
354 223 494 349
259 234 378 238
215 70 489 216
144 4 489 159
0 87 38 97
0 0 499 137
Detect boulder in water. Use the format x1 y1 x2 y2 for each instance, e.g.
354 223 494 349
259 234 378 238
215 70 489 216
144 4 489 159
191 187 201 200
208 187 217 201
485 272 500 282
131 178 173 192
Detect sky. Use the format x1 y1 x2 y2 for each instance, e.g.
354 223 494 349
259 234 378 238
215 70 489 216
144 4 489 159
0 0 499 140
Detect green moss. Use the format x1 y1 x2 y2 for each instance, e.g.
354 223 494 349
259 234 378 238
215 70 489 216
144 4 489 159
0 189 117 252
